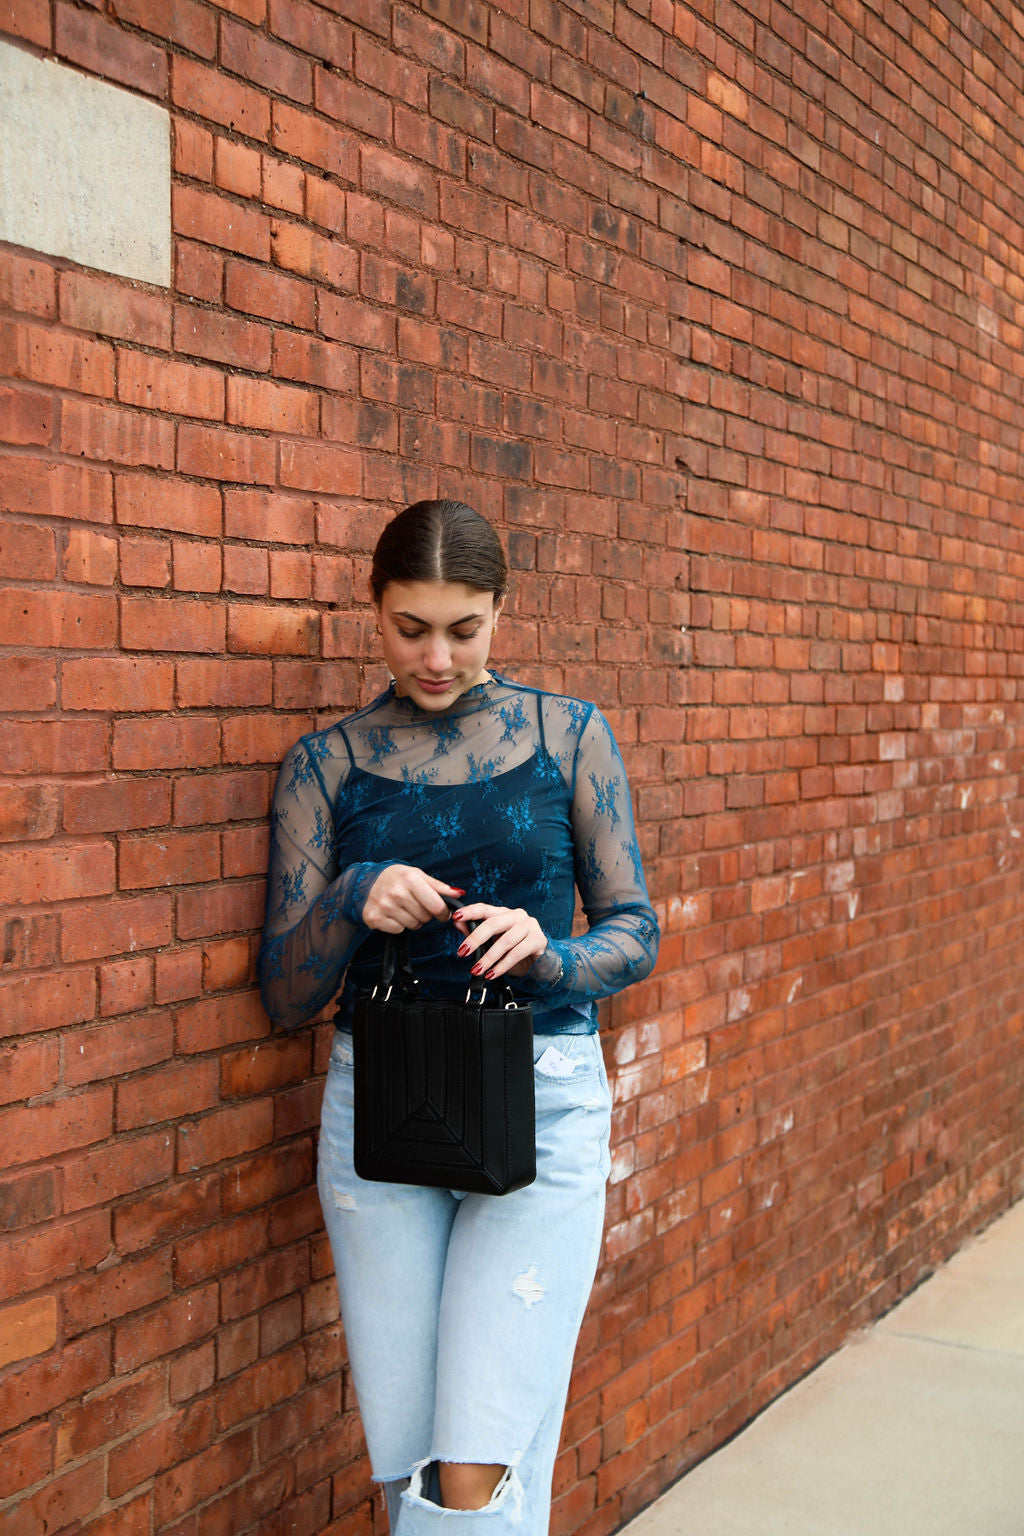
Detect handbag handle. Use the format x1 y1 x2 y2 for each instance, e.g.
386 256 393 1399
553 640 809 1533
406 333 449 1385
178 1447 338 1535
371 895 519 1009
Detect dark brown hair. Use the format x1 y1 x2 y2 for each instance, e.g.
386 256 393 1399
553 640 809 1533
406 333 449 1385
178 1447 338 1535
370 500 508 603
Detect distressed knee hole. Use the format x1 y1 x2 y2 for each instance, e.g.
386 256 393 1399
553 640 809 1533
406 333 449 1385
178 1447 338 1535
512 1263 545 1308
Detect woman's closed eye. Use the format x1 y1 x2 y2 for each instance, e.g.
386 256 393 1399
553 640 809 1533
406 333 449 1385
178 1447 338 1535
397 626 481 642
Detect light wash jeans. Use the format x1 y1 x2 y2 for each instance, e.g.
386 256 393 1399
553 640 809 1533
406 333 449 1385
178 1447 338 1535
317 1028 613 1536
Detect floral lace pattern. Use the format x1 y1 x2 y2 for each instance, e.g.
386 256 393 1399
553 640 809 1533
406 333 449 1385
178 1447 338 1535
259 675 659 1033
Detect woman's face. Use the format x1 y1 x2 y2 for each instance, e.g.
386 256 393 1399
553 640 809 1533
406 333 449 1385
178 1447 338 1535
375 580 502 711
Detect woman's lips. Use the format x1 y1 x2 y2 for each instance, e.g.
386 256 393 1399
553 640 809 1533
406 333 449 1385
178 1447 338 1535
415 678 455 693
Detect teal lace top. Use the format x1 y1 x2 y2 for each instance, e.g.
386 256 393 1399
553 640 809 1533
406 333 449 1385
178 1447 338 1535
258 674 659 1034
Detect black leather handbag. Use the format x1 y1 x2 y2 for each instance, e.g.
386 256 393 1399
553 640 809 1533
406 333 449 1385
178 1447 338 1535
352 932 536 1195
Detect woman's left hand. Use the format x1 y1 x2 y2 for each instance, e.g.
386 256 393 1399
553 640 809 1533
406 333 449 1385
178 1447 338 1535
450 904 548 981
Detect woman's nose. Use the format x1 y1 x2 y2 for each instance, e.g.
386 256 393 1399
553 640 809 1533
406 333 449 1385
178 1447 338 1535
424 634 451 672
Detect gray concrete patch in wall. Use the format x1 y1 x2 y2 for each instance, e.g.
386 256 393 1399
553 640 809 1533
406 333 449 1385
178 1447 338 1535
0 41 170 286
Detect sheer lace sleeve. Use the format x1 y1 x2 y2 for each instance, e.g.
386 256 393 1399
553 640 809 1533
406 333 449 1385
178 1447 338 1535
521 706 659 1003
257 738 392 1030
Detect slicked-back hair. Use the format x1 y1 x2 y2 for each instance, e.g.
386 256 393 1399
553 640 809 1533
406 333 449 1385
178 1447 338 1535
370 500 509 603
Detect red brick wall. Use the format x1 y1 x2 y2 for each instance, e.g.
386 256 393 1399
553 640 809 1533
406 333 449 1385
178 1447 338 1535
3 1 1024 1531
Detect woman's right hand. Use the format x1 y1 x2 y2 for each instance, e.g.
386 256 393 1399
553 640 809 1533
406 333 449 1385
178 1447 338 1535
361 865 463 934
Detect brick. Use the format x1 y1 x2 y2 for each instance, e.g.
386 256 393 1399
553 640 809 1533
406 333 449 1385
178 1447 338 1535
115 472 222 536
113 1173 219 1255
223 543 269 594
107 1399 215 1498
0 318 114 397
173 183 271 260
110 0 217 57
0 1420 53 1501
0 1085 113 1170
56 1 167 93
0 842 115 906
63 527 119 585
214 136 261 202
0 783 59 841
0 658 57 713
61 398 176 470
120 830 220 889
118 531 172 584
0 455 113 522
221 1035 311 1098
0 969 96 1037
226 603 319 655
171 771 269 829
121 596 226 654
111 715 220 770
177 1101 275 1172
221 15 312 102
66 1011 169 1087
154 946 204 1005
271 101 360 181
172 538 222 592
173 990 269 1052
226 374 318 434
114 1283 220 1373
56 1366 166 1463
0 1038 60 1106
64 778 171 835
174 659 273 709
272 330 357 390
62 1129 176 1216
117 350 225 420
225 259 317 328
173 1211 267 1288
172 55 270 139
0 1334 109 1436
177 422 276 485
60 270 171 348
0 382 54 445
0 250 56 315
0 1460 106 1534
63 658 175 713
98 957 155 1019
360 142 439 215
0 519 57 579
63 1252 172 1336
117 1057 220 1131
201 936 252 991
175 879 265 941
62 895 173 963
174 303 273 371
269 0 353 69
279 439 361 494
220 711 311 766
152 1429 252 1526
0 589 117 649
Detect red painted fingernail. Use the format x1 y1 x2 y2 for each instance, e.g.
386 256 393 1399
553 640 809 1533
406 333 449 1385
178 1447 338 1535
450 887 465 896
458 943 470 957
470 962 484 976
452 911 465 922
484 969 496 980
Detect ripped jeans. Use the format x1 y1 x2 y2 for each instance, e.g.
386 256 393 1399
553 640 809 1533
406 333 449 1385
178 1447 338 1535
317 1028 612 1535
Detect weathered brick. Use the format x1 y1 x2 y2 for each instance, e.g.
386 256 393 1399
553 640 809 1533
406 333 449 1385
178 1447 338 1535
0 1085 113 1170
177 422 276 485
117 351 225 420
121 596 226 654
0 455 113 522
115 472 222 536
62 896 173 963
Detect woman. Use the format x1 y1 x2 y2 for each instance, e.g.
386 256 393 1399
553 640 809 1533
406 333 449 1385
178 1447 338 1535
259 500 659 1535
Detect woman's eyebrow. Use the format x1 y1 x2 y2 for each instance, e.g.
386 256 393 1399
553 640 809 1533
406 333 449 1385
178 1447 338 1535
393 609 485 626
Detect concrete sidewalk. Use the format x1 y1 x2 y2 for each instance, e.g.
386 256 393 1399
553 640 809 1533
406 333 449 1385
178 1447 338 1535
623 1197 1024 1536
